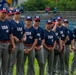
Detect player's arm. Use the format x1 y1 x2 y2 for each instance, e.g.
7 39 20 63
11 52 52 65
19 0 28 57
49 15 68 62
63 28 69 44
71 39 75 50
59 38 62 51
21 33 26 42
9 24 15 52
10 34 15 48
64 36 68 44
53 41 56 50
71 32 75 51
43 40 50 51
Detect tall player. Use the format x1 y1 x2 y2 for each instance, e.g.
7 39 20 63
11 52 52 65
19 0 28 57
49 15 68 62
23 16 38 75
9 9 26 75
43 20 56 75
0 7 15 75
33 16 44 75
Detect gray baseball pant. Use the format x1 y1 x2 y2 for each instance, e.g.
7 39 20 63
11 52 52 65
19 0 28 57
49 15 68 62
43 47 54 75
70 41 76 73
9 42 24 75
0 42 10 75
22 46 35 75
35 47 44 75
64 45 70 75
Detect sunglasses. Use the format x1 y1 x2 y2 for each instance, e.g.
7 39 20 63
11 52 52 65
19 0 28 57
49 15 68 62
47 23 52 24
35 20 40 22
26 19 32 21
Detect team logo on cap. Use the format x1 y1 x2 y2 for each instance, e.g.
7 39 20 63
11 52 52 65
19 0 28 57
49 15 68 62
16 9 19 12
48 20 51 22
36 16 39 18
3 8 6 11
9 11 12 13
27 16 31 19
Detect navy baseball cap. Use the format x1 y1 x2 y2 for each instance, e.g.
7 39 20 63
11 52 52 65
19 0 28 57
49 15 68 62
57 16 62 21
52 17 57 22
46 20 52 24
13 9 20 14
34 16 40 20
7 10 13 15
63 19 69 23
0 7 7 13
25 16 32 20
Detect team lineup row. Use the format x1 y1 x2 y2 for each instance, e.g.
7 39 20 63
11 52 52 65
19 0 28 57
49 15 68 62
0 7 76 75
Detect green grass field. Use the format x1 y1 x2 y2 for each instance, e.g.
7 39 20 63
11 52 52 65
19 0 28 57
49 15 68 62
13 52 76 75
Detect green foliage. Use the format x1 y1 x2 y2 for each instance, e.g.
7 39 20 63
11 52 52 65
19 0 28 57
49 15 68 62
21 0 76 11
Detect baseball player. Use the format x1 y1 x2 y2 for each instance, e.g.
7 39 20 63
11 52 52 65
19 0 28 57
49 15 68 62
33 16 44 75
50 19 62 75
5 9 14 74
70 26 76 74
63 19 74 75
0 7 15 75
43 20 56 75
22 16 38 75
9 9 26 75
53 16 69 75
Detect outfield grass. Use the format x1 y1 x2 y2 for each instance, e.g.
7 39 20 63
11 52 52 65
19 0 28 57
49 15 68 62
13 52 76 75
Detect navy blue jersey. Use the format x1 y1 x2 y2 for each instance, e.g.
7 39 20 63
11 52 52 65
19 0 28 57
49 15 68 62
44 29 56 46
0 19 13 41
24 26 37 44
35 26 44 46
10 19 26 40
56 26 68 41
73 27 76 41
66 29 74 45
55 28 61 43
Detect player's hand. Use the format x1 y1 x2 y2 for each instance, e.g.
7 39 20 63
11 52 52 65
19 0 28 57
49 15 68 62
35 46 41 51
21 38 26 42
70 49 73 52
14 36 19 43
48 47 54 51
71 46 75 51
55 21 58 25
24 49 32 54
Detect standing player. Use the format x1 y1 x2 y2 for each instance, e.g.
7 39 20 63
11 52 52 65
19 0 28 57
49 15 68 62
9 9 26 75
43 20 56 75
70 26 76 74
54 16 69 75
23 16 38 75
5 9 14 74
33 16 44 75
51 19 62 75
0 7 15 75
63 19 74 75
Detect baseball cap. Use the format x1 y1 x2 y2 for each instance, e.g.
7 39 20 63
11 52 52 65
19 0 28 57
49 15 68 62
7 10 13 15
52 17 57 22
34 16 40 21
13 9 20 14
46 20 52 24
0 7 7 13
57 16 62 21
25 16 32 20
63 19 69 23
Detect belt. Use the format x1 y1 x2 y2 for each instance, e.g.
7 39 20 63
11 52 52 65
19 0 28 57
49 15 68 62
47 45 53 48
0 40 10 43
36 45 41 47
24 44 32 46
